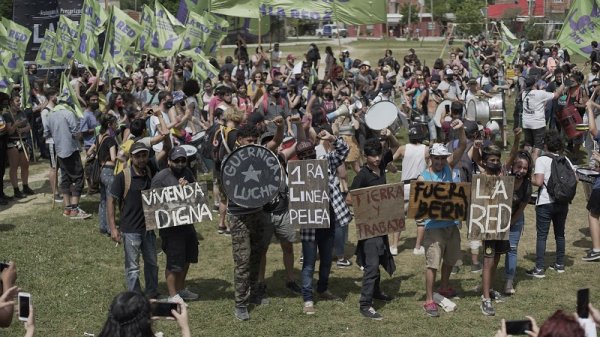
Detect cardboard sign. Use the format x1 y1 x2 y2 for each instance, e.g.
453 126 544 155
407 181 471 221
142 182 213 230
350 183 405 240
288 159 330 229
468 175 514 241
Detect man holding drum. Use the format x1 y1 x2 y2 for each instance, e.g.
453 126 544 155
583 100 600 262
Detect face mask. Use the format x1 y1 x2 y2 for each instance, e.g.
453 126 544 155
419 85 426 90
171 165 185 176
90 103 100 111
165 101 174 109
272 92 280 99
486 162 502 175
31 69 37 75
116 101 124 108
324 93 333 100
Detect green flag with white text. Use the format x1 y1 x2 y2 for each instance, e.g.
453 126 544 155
103 6 143 65
180 48 219 81
59 72 83 118
53 16 79 65
0 18 31 75
149 1 185 57
36 30 57 66
557 0 600 58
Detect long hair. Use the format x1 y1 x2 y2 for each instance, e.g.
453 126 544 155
538 310 585 337
99 113 117 135
98 292 154 337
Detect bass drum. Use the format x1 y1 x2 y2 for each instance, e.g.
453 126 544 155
466 97 490 122
487 93 505 121
434 100 453 128
365 101 399 130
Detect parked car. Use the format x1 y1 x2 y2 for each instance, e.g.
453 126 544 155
316 24 347 38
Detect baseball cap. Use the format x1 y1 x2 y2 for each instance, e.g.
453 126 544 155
359 60 371 68
463 120 479 135
169 146 187 160
381 82 393 92
296 140 316 159
430 143 452 156
130 142 149 155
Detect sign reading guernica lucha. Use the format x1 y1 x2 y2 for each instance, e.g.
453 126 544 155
287 159 329 228
142 182 212 230
468 175 514 241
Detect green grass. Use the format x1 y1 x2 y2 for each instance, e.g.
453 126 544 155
1 40 597 336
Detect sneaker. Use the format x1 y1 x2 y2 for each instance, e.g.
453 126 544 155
504 280 515 296
249 283 269 305
70 207 92 219
286 281 302 294
423 301 439 317
168 294 184 303
178 288 199 301
526 267 545 278
13 189 25 199
63 208 72 217
234 306 250 321
223 229 231 236
316 290 341 301
438 287 458 299
360 306 383 320
548 264 565 273
390 246 398 256
471 263 482 273
451 266 460 275
54 194 63 202
217 226 227 234
413 246 425 255
480 297 495 316
299 255 303 264
373 292 394 302
336 258 352 268
303 301 316 315
489 289 505 303
22 185 35 195
582 250 600 261
212 204 219 212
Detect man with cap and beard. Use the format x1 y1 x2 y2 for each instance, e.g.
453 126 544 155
150 146 199 302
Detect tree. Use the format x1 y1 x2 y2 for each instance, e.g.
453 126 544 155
454 0 486 37
399 3 419 26
0 0 13 19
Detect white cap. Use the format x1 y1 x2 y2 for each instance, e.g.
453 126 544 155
430 143 452 156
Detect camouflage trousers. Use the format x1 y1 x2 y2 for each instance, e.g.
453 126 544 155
229 211 269 307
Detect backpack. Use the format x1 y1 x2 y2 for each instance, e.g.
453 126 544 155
121 165 154 210
543 154 577 204
85 135 108 194
211 125 236 169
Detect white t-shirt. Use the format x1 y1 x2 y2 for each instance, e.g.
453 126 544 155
534 154 575 205
150 111 172 152
522 90 554 129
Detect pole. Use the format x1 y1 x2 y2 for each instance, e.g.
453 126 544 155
258 16 262 46
430 0 434 37
485 0 489 38
408 1 412 39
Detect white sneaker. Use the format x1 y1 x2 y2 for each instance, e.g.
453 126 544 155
433 292 457 312
390 247 398 256
178 288 199 301
168 294 184 303
413 246 425 255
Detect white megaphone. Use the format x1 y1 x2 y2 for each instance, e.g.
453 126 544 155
485 120 500 135
327 104 350 122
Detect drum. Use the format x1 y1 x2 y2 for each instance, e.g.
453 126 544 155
434 100 453 128
488 93 504 120
190 131 206 148
558 105 583 139
466 97 490 122
180 144 198 157
220 145 283 208
365 101 399 130
577 168 600 184
576 123 589 132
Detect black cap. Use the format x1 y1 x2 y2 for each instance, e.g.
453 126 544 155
130 142 149 155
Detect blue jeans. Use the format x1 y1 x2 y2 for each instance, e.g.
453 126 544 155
334 224 348 258
301 228 334 302
99 166 115 234
535 203 568 269
123 231 159 296
505 214 524 280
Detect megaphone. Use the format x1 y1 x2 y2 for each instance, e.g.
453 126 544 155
485 120 500 135
327 104 350 122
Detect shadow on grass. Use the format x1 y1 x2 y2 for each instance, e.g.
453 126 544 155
0 223 15 231
523 253 576 267
573 237 592 249
186 278 233 301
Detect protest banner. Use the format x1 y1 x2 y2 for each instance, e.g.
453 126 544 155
0 18 32 75
74 0 107 69
350 183 404 240
557 0 600 57
142 182 212 230
136 5 154 54
35 30 56 66
220 144 283 208
149 0 185 58
58 72 83 118
287 159 330 229
102 6 142 65
407 181 470 221
180 48 220 81
52 15 78 64
468 175 514 241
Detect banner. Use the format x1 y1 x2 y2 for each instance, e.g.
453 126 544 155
210 0 260 18
350 183 405 240
182 11 229 55
468 175 514 241
149 0 186 57
467 46 482 78
136 5 155 54
35 30 57 66
59 72 83 118
287 160 330 229
500 22 518 64
102 6 142 66
52 15 79 64
181 48 220 81
0 18 32 75
557 0 600 57
407 181 471 221
75 0 107 69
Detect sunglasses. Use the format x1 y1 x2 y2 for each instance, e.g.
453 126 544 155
172 158 187 164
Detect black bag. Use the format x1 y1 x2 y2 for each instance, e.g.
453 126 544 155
85 136 107 193
543 154 577 204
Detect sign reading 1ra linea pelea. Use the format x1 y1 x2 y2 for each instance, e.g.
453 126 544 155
141 182 213 230
468 175 514 241
350 182 405 240
287 159 330 229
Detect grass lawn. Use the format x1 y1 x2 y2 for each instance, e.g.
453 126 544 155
1 40 598 337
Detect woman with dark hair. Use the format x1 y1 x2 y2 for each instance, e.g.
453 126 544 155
324 46 336 81
432 58 445 77
247 71 265 105
106 93 127 125
4 93 33 198
236 81 253 118
98 291 190 337
182 79 202 134
252 45 268 74
201 80 213 122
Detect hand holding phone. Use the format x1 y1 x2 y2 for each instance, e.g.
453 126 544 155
505 319 533 335
151 301 180 318
18 292 31 322
578 288 590 318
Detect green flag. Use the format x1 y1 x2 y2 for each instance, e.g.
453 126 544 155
21 66 30 109
59 72 83 118
53 16 79 64
467 47 482 78
36 30 57 66
181 11 229 55
0 18 31 75
185 0 210 14
149 1 185 57
103 6 142 65
75 0 108 69
180 48 219 81
136 5 155 54
203 12 229 56
557 0 600 58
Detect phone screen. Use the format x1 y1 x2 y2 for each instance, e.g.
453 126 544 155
151 302 178 317
506 320 532 335
578 288 590 318
444 104 450 113
18 295 30 320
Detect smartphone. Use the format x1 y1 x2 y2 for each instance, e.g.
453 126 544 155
444 104 450 114
578 288 590 318
18 292 31 322
150 302 179 318
506 320 533 335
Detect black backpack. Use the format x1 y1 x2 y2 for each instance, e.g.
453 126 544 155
543 154 577 204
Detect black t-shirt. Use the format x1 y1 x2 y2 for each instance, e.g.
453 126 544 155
97 136 118 165
512 177 532 212
350 150 393 190
151 167 196 237
110 162 158 233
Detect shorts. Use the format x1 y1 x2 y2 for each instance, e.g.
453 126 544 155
523 127 545 149
161 228 199 272
263 210 296 245
587 189 600 216
47 144 57 169
423 226 461 269
482 240 510 258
